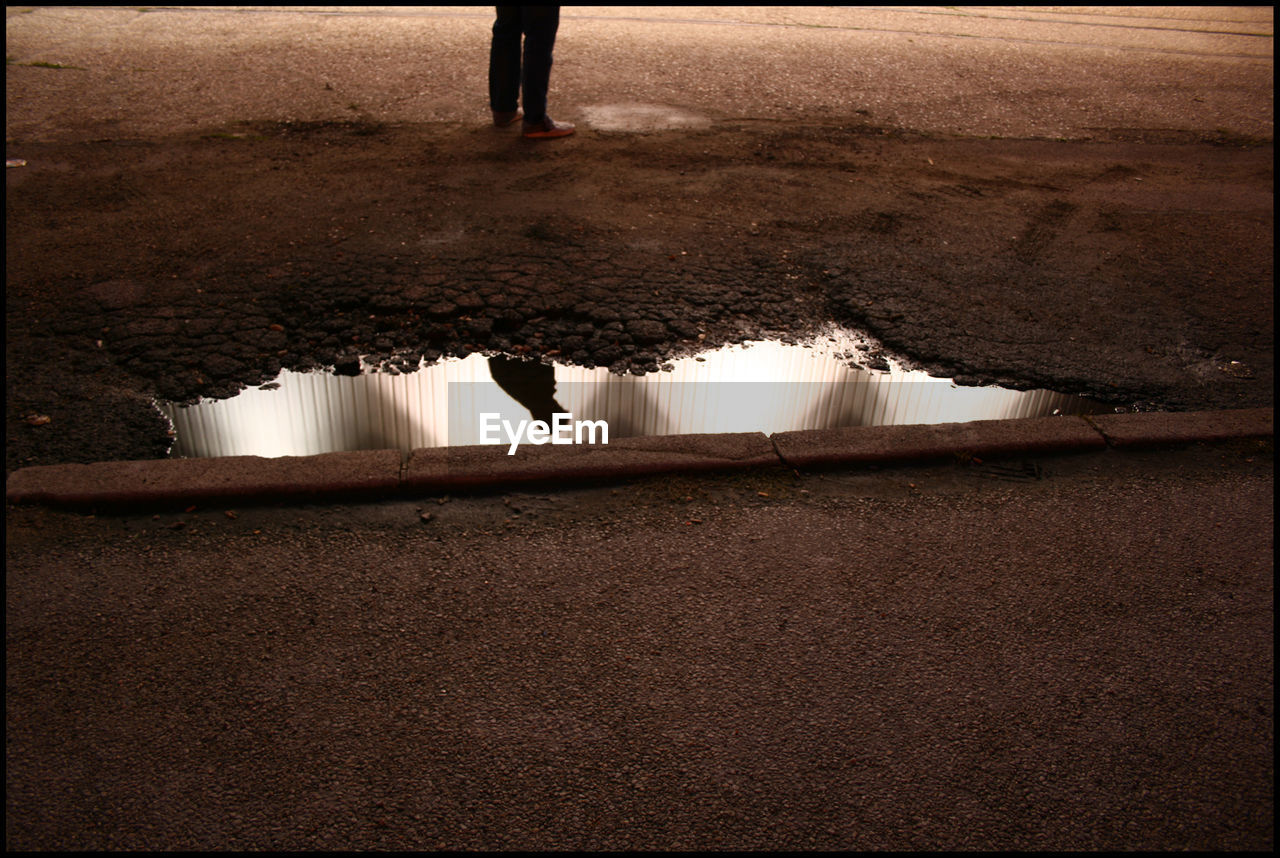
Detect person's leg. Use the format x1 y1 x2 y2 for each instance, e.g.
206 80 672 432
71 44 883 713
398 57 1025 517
489 6 523 114
518 6 560 125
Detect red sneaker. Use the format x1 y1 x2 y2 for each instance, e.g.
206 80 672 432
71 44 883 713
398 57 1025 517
522 116 576 139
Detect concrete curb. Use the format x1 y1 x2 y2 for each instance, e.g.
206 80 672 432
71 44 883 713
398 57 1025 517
5 449 402 509
402 432 780 493
6 409 1272 509
1084 408 1274 448
771 414 1107 468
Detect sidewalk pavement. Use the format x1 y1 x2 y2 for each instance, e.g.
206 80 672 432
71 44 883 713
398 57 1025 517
7 408 1272 509
6 6 1273 143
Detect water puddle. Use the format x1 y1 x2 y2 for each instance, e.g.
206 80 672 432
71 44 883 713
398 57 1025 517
156 330 1105 459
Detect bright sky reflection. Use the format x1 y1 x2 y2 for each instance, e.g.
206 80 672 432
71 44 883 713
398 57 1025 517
156 331 1101 458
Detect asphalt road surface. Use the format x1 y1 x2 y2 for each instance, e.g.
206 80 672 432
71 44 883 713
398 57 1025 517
6 442 1274 850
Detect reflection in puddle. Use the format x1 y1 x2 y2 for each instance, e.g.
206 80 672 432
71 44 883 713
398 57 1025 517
157 332 1103 458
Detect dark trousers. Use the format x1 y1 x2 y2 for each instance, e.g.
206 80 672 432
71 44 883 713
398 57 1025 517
489 6 560 124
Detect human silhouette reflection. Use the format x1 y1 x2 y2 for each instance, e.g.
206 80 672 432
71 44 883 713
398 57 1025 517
488 355 565 423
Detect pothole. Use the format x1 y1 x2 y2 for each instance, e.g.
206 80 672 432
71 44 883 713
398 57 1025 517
156 329 1107 459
